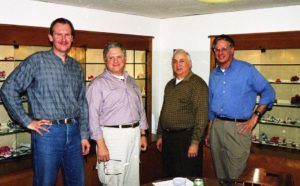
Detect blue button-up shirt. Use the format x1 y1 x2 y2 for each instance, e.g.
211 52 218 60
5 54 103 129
208 58 275 121
0 50 89 139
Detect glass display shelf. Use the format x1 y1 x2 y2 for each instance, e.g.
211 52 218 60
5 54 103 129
0 59 23 62
258 121 300 128
256 101 300 108
252 124 300 150
136 78 146 80
269 79 300 84
273 101 300 108
0 145 31 161
0 127 29 136
0 128 31 161
251 140 300 150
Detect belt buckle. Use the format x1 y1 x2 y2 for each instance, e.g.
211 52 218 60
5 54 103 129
127 122 136 128
64 118 68 124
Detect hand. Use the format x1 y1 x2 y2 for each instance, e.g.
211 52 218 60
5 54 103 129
81 139 90 155
188 143 199 158
205 121 213 148
141 136 148 151
238 115 258 134
96 139 110 162
156 137 162 152
27 119 52 136
204 134 211 148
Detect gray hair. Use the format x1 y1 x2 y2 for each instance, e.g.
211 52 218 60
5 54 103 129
212 34 235 51
103 42 126 61
172 49 192 63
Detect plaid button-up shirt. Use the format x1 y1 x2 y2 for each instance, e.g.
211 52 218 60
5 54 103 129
0 49 89 139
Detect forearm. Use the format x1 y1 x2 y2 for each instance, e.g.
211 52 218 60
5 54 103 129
255 105 267 114
78 92 90 139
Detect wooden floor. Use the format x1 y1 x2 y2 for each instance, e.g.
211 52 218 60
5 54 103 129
0 142 299 186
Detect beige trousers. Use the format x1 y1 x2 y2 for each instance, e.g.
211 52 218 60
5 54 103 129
96 126 140 186
211 118 252 180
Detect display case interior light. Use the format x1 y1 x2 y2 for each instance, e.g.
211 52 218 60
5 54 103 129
199 0 239 3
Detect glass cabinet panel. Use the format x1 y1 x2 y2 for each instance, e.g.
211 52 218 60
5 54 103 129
236 49 300 150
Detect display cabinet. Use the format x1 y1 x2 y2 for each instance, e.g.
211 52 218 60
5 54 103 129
0 45 50 160
0 24 153 166
235 48 300 149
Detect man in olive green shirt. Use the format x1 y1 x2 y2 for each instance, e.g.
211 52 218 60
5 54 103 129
156 49 208 177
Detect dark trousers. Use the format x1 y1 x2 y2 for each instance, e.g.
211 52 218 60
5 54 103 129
162 129 203 177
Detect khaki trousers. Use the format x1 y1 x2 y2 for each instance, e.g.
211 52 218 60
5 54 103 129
96 126 140 186
210 118 251 180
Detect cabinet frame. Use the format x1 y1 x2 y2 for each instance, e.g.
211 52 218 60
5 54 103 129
0 24 153 180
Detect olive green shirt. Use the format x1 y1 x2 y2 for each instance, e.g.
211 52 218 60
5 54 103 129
157 72 208 144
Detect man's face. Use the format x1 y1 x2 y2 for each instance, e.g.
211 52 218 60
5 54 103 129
172 52 191 79
214 40 234 66
105 47 126 76
48 23 73 55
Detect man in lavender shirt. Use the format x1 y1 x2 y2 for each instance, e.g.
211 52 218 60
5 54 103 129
86 42 148 186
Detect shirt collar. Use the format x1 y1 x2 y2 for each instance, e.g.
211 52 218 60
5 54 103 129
216 58 238 73
182 71 193 81
104 68 129 80
174 71 193 84
50 49 71 64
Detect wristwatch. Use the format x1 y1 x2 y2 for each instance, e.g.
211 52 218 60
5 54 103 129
254 110 262 117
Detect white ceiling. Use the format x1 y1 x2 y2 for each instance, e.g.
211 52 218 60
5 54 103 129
34 0 300 19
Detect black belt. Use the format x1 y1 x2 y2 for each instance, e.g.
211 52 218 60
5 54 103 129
216 116 248 122
163 128 193 133
105 122 139 128
50 118 75 124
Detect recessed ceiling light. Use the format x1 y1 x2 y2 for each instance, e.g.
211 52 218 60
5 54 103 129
199 0 239 4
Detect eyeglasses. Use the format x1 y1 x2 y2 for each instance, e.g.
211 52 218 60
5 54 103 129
213 47 230 53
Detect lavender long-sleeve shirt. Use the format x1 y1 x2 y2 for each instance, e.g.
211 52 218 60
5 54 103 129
86 69 148 140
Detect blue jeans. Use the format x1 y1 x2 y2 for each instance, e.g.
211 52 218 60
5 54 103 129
32 120 85 186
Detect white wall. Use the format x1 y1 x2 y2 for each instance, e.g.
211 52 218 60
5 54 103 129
152 5 300 133
1 0 300 133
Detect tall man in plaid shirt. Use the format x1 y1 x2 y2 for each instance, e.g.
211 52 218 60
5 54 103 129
0 18 90 186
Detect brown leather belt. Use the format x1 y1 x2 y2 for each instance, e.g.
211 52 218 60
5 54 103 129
105 122 139 128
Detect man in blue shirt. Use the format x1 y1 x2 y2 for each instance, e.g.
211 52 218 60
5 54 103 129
205 35 275 184
0 18 90 186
